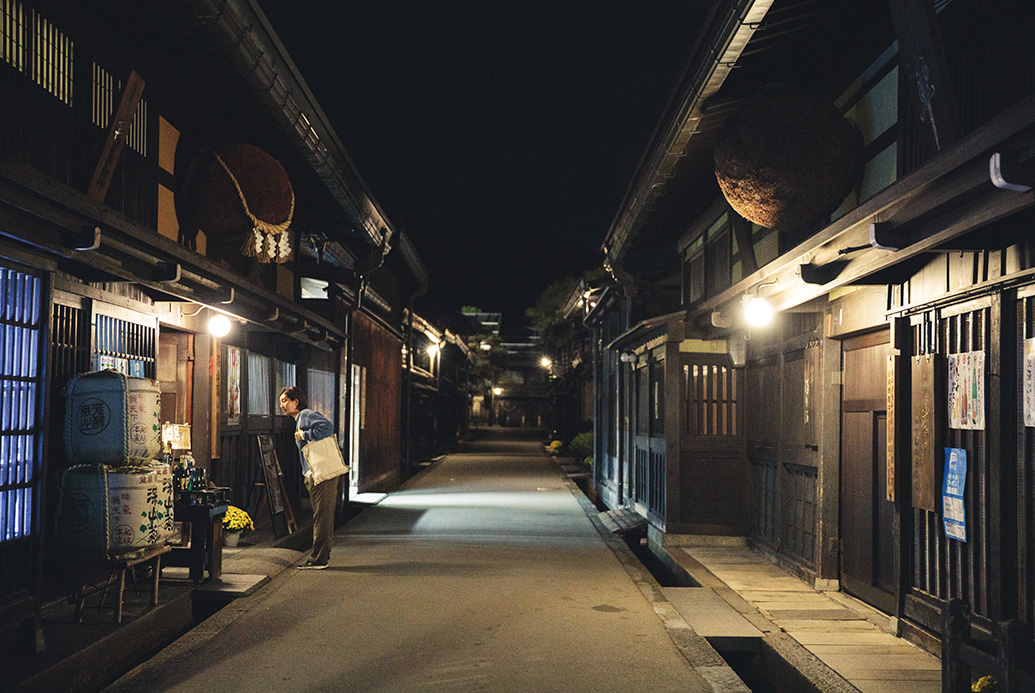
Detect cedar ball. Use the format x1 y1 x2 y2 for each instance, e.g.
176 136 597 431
714 85 862 231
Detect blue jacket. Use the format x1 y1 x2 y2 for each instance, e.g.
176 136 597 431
294 409 334 475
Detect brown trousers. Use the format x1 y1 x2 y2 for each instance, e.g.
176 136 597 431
304 474 338 565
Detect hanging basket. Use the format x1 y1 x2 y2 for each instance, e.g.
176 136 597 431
180 143 294 263
714 84 863 232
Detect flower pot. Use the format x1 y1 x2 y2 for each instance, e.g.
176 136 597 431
224 531 241 547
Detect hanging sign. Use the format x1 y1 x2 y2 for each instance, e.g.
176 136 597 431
1024 338 1035 427
947 351 984 430
942 447 967 542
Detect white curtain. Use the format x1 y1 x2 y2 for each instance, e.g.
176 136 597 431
247 353 271 416
274 359 296 415
307 368 335 418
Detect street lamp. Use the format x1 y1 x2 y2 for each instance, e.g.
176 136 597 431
540 356 552 369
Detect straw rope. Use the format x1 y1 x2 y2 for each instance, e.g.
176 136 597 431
212 150 294 263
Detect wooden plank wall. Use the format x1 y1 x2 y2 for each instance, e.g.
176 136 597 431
353 312 402 493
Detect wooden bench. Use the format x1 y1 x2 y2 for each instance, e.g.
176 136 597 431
73 544 172 624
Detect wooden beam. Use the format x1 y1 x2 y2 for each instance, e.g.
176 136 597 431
730 211 758 275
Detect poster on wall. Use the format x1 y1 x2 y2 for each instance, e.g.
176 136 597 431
1025 338 1035 427
227 345 241 426
942 447 967 542
947 351 985 430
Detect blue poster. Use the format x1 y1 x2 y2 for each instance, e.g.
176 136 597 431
942 448 967 542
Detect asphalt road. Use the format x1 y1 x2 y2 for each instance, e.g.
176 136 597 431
110 432 714 692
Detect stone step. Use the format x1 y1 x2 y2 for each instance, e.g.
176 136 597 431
660 586 764 651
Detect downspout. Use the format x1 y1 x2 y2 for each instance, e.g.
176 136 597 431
403 306 415 474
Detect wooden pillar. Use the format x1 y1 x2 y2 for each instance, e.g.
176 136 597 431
888 316 913 626
664 321 684 529
989 290 1018 621
817 333 843 582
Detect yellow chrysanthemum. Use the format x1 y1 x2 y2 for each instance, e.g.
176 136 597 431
223 505 254 532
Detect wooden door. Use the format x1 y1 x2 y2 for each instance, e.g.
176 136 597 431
841 330 896 613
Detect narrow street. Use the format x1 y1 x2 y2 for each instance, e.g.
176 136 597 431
107 430 721 692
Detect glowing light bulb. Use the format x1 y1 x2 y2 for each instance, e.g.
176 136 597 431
743 297 774 327
208 314 231 337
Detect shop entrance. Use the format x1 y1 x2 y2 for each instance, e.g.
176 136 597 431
157 329 193 427
840 330 895 614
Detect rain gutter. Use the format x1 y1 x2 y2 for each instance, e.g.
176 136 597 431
602 0 775 269
189 0 428 290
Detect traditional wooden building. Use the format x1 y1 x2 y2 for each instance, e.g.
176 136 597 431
402 310 472 470
0 0 427 649
593 0 1035 680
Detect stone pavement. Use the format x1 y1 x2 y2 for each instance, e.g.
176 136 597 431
107 432 745 692
666 545 942 693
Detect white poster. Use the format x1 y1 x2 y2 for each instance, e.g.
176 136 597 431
948 351 985 430
1025 338 1035 427
227 346 241 426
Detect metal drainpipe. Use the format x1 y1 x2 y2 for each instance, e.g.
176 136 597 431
403 306 414 474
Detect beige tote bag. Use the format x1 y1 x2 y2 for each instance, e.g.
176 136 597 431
302 436 350 484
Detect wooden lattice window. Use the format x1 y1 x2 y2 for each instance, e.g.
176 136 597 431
93 312 156 378
0 266 42 545
32 11 72 105
684 362 738 436
1 0 26 73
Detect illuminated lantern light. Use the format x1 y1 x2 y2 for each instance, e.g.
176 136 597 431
744 297 774 327
208 314 232 337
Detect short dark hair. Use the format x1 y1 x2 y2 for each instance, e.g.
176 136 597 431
279 386 308 410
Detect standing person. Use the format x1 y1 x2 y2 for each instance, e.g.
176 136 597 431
279 385 336 570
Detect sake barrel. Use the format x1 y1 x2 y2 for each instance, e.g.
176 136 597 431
65 370 162 465
56 463 175 560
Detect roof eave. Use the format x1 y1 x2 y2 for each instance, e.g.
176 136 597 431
602 0 776 265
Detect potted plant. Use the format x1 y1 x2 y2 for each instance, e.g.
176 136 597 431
223 505 254 547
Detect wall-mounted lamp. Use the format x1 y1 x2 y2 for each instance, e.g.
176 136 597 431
619 352 637 363
743 296 774 327
426 343 440 357
743 278 778 328
208 313 232 337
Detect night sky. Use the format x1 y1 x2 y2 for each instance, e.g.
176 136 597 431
258 1 703 332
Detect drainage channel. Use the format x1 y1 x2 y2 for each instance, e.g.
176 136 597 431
621 531 789 692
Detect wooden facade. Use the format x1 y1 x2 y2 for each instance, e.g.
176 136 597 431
591 0 1035 676
0 0 431 648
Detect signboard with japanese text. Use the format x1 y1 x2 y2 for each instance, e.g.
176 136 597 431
1024 338 1035 427
948 351 984 430
942 447 967 542
227 346 241 426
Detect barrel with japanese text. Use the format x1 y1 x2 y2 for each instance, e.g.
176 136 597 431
65 370 162 465
55 463 175 560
